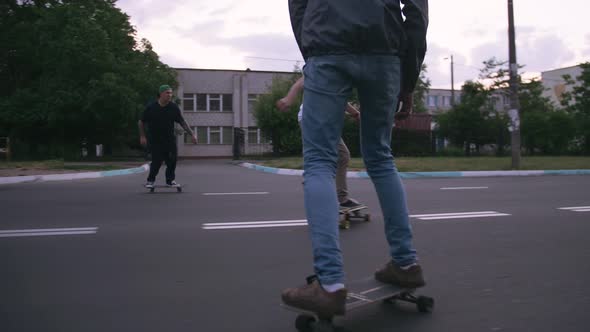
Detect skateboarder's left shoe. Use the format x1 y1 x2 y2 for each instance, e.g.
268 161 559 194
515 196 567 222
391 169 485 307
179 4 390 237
282 278 347 318
145 181 155 189
166 180 180 187
375 261 426 288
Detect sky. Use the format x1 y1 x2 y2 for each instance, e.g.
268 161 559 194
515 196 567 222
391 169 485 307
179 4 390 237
116 0 589 89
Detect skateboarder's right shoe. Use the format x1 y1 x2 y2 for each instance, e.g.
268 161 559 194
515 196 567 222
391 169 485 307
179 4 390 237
281 277 347 318
375 261 426 289
145 181 155 189
340 198 363 209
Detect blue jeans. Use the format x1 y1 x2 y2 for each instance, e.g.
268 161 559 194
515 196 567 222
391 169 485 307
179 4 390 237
301 55 417 285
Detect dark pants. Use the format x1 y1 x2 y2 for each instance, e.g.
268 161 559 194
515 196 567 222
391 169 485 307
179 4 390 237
147 142 177 183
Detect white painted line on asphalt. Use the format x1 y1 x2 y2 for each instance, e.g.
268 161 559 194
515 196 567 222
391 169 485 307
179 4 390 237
410 211 510 220
203 223 308 230
203 219 307 227
202 192 269 196
410 211 498 218
0 227 98 238
417 213 510 220
440 186 489 190
558 206 590 211
203 219 308 230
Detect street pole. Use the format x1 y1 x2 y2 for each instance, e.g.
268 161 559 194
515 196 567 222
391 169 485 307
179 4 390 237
450 54 455 106
508 0 521 169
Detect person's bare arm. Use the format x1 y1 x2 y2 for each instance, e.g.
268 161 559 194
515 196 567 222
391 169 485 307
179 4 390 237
276 76 304 112
138 120 147 146
345 103 360 122
178 117 197 144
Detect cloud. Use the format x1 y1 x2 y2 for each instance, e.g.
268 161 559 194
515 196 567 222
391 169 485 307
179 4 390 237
471 27 575 74
584 34 590 57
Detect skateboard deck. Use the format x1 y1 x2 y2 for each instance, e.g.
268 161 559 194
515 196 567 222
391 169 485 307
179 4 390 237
282 276 433 331
144 184 182 193
338 205 370 229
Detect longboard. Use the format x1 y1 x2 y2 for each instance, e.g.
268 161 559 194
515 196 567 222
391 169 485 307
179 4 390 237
144 184 182 193
282 276 433 331
338 205 370 229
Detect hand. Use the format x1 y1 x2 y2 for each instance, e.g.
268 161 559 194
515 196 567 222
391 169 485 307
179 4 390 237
191 134 197 144
395 93 413 120
350 110 361 123
276 97 292 112
140 136 147 146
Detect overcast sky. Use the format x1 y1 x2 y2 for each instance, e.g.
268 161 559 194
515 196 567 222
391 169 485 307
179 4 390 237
116 0 589 89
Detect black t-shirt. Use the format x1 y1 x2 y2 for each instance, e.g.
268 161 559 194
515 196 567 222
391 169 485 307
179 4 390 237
141 101 183 145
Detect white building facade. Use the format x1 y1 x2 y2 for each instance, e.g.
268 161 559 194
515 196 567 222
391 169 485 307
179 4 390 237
175 68 295 157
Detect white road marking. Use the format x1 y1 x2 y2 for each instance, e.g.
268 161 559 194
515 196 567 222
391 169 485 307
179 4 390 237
203 219 308 230
440 186 489 190
0 227 98 238
202 192 269 196
558 206 590 212
410 211 510 220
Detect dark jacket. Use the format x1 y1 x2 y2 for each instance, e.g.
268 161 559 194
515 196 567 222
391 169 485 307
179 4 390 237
288 0 428 94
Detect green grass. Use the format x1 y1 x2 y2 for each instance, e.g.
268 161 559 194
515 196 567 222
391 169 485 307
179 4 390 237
254 156 590 172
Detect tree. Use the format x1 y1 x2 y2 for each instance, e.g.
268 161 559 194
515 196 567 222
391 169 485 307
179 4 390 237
560 62 590 154
0 0 177 159
413 64 431 114
253 74 302 156
436 81 496 155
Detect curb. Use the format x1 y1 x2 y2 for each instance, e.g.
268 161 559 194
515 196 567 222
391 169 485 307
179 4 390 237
0 164 149 185
238 162 590 179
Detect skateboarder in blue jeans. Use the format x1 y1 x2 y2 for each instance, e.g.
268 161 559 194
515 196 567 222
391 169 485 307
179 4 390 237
277 76 364 211
282 0 429 318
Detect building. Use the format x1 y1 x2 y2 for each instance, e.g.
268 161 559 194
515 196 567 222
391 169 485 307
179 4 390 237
174 68 525 157
425 88 455 114
541 64 584 107
176 68 295 158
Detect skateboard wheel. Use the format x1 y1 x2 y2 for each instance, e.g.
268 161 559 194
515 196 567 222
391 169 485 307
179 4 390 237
149 188 155 193
339 220 350 230
177 187 182 193
416 296 434 313
364 214 370 222
295 314 315 331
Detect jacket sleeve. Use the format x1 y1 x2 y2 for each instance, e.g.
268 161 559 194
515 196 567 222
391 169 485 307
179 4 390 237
400 0 429 94
288 0 308 58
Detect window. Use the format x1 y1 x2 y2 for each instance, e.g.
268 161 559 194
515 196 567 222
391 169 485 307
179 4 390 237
246 127 270 144
196 94 207 111
443 96 451 107
183 94 195 111
222 94 233 111
197 126 208 144
248 94 258 113
186 126 234 145
427 95 439 107
209 95 221 111
248 127 259 144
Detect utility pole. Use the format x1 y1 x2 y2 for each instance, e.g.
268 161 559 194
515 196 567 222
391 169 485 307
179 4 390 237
508 0 521 169
444 55 456 106
450 54 455 106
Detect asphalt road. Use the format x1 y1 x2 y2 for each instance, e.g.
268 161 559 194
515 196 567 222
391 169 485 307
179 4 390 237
1 160 589 332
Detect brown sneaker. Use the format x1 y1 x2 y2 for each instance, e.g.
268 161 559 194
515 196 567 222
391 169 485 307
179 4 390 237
281 278 347 318
375 261 426 288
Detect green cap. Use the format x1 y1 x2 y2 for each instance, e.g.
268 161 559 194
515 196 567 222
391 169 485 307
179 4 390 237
159 84 172 94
